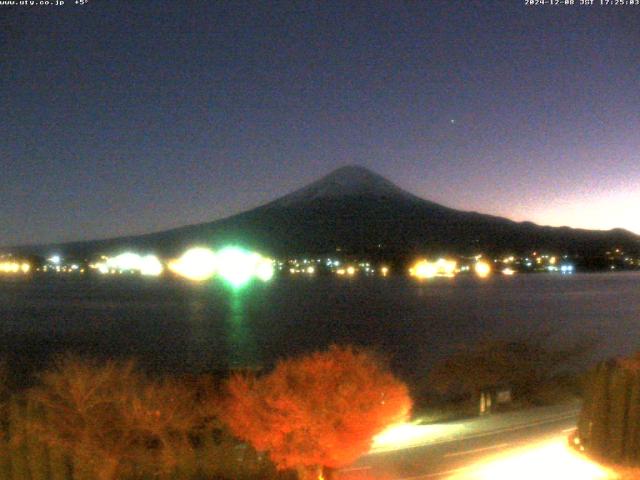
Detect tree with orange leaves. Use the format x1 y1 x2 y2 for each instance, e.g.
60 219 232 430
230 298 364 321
223 345 412 480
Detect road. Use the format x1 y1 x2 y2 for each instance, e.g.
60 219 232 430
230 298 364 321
335 401 614 479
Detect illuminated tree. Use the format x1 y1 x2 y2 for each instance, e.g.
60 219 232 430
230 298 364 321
28 356 207 480
223 345 412 480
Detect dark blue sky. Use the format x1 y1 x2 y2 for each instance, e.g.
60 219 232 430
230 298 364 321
2 1 638 246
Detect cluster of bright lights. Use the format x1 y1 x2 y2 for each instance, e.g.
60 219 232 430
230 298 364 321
169 246 274 286
287 257 325 275
39 255 85 273
168 247 217 281
408 257 495 280
410 260 436 279
358 261 375 274
336 266 357 276
409 258 457 279
217 247 273 286
92 252 164 277
41 255 86 274
497 253 582 273
287 258 389 277
0 261 30 274
289 265 316 275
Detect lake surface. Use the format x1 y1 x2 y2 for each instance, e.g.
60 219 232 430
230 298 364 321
1 273 639 384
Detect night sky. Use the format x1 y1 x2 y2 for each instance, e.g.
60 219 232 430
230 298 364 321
2 1 638 246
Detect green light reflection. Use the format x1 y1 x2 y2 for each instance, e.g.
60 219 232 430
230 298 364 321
225 289 260 369
185 294 216 372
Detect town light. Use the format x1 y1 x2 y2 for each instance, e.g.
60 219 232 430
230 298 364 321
410 258 457 279
0 261 31 274
216 247 259 287
108 252 141 271
412 260 437 279
255 258 275 282
169 247 218 281
436 258 457 277
99 252 164 276
475 260 491 278
560 264 575 274
139 255 164 276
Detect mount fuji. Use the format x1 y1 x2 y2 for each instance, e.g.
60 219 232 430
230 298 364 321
12 165 640 261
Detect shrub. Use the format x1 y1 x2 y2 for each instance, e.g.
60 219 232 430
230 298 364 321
28 355 204 480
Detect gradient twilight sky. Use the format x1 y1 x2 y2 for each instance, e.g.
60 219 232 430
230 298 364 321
1 1 639 246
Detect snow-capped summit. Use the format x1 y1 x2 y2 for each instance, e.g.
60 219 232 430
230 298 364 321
269 165 418 207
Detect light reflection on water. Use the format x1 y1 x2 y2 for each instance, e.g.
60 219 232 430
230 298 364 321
0 273 638 381
225 290 259 369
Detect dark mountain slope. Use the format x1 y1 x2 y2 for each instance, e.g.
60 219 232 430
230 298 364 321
9 166 640 259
